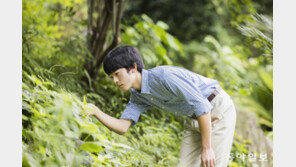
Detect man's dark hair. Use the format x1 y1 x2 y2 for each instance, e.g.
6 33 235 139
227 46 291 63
103 45 145 75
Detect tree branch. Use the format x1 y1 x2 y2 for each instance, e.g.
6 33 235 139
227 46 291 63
92 0 114 59
87 0 94 49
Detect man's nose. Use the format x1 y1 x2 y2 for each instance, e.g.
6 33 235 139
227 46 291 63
113 77 119 83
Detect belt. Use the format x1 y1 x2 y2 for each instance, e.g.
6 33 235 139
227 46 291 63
188 89 220 120
207 89 219 102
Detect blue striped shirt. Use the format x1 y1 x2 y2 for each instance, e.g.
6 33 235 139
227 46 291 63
120 65 220 125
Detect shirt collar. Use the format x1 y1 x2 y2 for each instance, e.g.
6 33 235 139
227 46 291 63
131 69 151 94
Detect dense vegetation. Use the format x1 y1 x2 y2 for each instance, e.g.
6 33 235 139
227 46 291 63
22 0 272 166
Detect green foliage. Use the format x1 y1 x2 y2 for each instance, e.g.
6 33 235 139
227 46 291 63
183 36 249 96
22 0 272 166
238 14 273 66
238 13 273 130
22 73 126 166
22 0 88 91
124 0 235 42
22 72 184 166
123 0 271 44
121 14 184 69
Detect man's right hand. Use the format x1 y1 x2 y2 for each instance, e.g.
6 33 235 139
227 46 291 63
83 103 132 135
85 103 101 116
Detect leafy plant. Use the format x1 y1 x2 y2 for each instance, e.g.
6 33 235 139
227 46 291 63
121 14 184 69
22 73 135 166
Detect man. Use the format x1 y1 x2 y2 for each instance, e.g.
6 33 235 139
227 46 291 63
86 45 236 167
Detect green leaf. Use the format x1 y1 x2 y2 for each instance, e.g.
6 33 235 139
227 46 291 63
83 96 87 105
152 25 167 44
79 142 104 153
156 21 169 30
83 69 92 89
23 152 41 167
258 69 273 91
141 14 153 23
166 34 179 51
259 117 273 128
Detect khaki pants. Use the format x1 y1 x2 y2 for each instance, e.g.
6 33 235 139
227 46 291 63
178 88 236 167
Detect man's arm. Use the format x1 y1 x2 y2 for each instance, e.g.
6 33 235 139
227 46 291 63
197 112 216 167
86 103 132 135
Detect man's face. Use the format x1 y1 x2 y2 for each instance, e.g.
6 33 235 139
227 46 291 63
109 68 134 92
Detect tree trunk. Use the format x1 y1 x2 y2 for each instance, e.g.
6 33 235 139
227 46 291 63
84 0 124 79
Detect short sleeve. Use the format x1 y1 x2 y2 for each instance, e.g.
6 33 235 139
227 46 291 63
120 93 151 126
162 72 213 117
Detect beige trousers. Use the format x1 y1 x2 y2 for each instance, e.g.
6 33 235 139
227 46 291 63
178 88 236 167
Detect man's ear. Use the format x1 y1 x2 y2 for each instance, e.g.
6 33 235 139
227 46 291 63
132 63 138 73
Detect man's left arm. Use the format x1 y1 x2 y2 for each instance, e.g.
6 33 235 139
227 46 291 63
197 112 216 167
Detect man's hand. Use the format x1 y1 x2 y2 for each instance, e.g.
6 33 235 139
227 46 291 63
201 147 215 167
82 102 132 135
84 103 101 116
